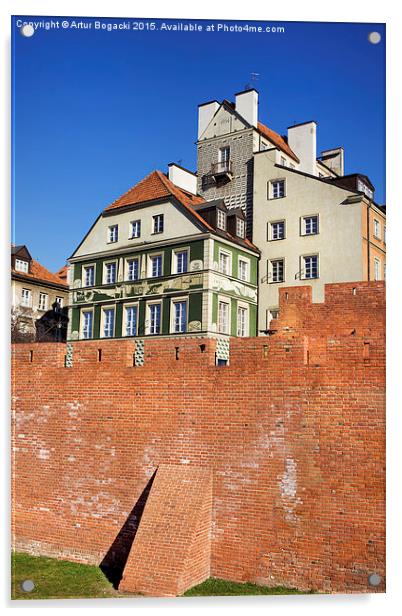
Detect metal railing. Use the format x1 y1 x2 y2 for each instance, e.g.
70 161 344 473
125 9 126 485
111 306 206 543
211 160 232 175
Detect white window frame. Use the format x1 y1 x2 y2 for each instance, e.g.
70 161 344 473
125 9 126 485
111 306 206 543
269 259 285 283
238 256 250 282
148 252 163 278
21 288 32 307
268 179 286 199
218 249 231 276
123 303 139 337
125 257 140 282
236 302 249 337
38 292 48 311
103 260 118 285
373 219 381 239
374 257 381 281
172 248 189 275
101 306 116 338
302 254 319 280
301 214 319 236
80 309 94 340
129 219 141 239
170 298 188 334
146 301 162 335
219 145 230 162
107 224 118 243
152 214 164 235
83 263 96 287
269 220 286 241
217 209 227 231
55 296 64 308
236 218 245 238
15 258 29 273
217 297 231 335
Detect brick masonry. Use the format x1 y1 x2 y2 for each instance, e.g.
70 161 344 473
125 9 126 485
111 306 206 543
11 281 385 596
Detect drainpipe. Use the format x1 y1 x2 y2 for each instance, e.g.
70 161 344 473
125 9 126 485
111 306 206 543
367 200 371 281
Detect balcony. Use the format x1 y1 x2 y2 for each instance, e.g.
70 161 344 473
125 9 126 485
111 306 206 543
211 160 233 181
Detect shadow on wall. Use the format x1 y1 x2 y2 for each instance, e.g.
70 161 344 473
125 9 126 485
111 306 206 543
99 471 156 589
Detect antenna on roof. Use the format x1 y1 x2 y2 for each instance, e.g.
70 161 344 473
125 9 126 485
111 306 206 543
244 72 260 90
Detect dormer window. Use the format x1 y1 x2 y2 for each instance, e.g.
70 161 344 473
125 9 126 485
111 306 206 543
15 259 29 273
217 209 226 231
236 218 245 238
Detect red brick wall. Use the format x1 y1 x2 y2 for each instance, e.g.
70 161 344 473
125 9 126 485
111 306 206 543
11 282 386 595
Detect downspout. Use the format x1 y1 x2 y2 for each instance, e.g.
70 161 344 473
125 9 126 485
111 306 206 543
367 201 371 280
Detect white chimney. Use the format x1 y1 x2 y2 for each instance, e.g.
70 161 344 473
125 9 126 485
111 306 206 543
235 89 258 127
287 121 317 175
168 163 197 195
198 100 219 139
320 147 344 176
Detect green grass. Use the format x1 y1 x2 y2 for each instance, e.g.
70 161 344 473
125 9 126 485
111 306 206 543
11 552 311 599
183 577 312 596
11 552 121 600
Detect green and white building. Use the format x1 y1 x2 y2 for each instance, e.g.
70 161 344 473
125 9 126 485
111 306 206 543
68 166 259 341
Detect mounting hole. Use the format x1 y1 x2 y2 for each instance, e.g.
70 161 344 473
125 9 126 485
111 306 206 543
21 24 35 37
368 31 381 45
20 579 35 592
368 573 381 587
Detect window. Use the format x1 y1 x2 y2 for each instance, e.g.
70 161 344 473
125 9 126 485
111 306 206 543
38 293 48 311
55 296 63 308
124 305 138 337
270 259 284 283
238 258 249 282
217 209 226 231
150 254 163 278
302 215 319 236
236 218 245 238
126 258 140 281
15 259 29 273
269 179 285 199
149 303 161 335
303 255 319 279
219 146 230 162
280 156 286 166
104 262 117 284
21 288 31 307
108 225 118 243
130 220 141 239
152 214 164 234
373 219 381 239
219 250 231 275
237 305 248 337
82 311 93 339
174 250 188 274
218 300 230 334
172 300 187 333
270 220 285 240
374 258 381 281
83 265 95 287
102 308 115 338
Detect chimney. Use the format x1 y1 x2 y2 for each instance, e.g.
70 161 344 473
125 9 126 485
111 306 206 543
320 147 344 176
235 89 258 127
287 121 317 175
198 100 219 139
168 163 197 195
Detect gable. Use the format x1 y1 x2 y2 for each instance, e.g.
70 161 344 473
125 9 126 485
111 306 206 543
200 104 249 140
72 198 203 259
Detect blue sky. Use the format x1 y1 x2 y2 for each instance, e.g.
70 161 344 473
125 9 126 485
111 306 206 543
12 16 385 271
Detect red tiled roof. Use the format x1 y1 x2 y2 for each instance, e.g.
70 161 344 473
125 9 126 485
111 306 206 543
12 259 68 288
257 122 299 163
55 265 68 281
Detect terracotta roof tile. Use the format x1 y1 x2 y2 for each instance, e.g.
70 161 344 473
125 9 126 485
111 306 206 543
257 122 299 163
12 259 68 288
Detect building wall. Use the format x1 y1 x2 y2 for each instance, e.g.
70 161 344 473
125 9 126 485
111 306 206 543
197 109 255 234
361 204 386 281
253 150 364 332
12 279 68 336
12 282 385 595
